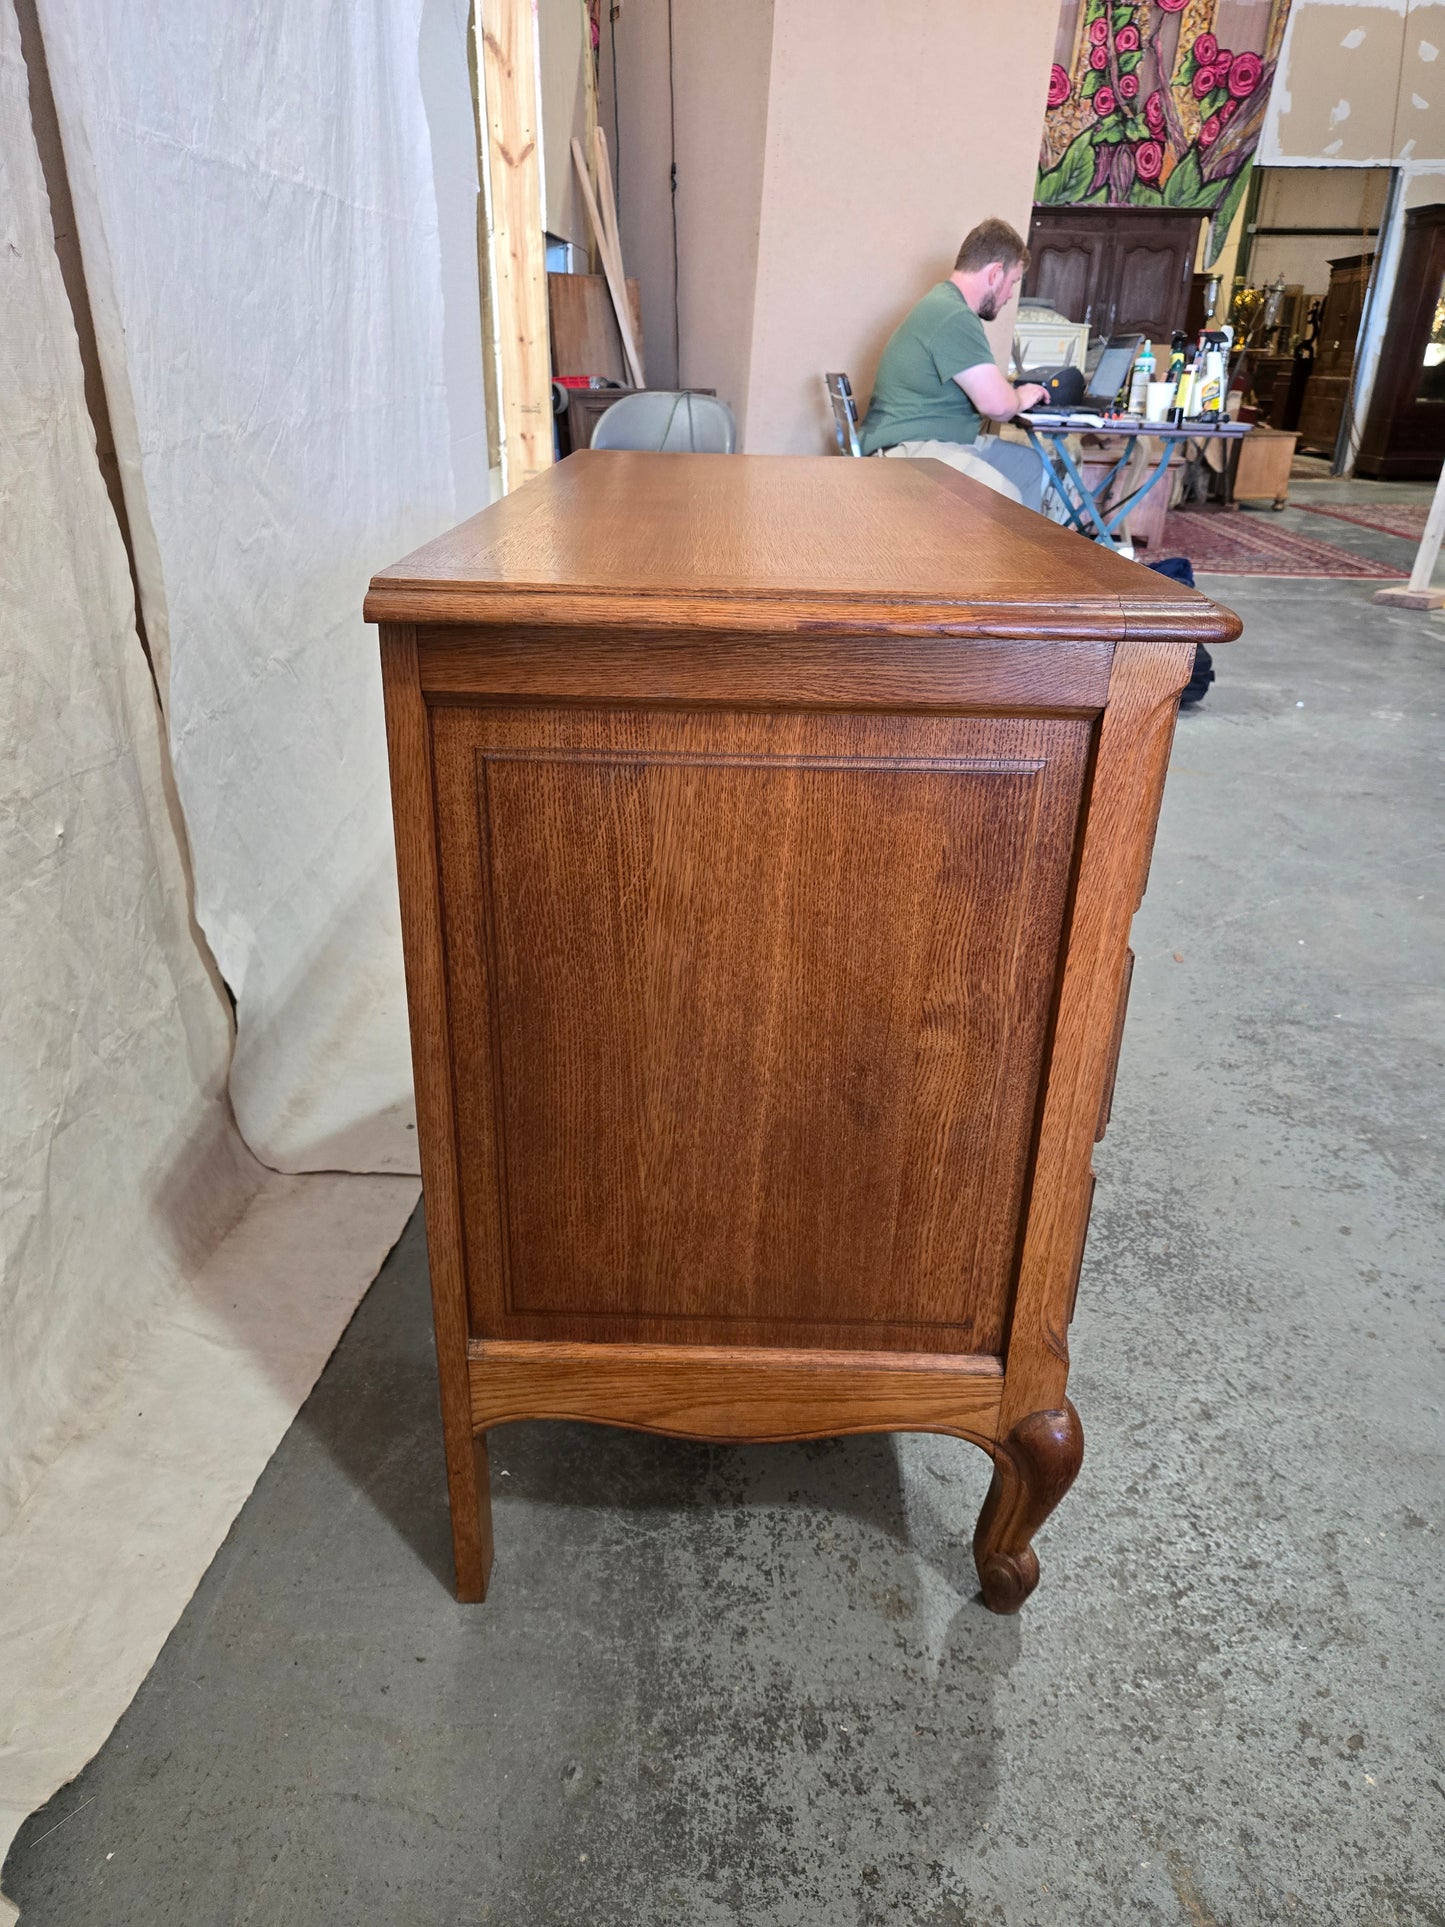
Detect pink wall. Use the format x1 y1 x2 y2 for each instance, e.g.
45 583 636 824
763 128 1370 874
602 0 775 422
604 0 1060 453
744 0 1061 452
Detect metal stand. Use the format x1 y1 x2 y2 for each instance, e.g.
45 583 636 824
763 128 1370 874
1021 425 1178 552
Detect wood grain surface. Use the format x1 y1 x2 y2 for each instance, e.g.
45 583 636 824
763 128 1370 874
474 3 552 490
995 638 1195 1444
547 271 643 383
432 705 1090 1353
366 453 1243 645
469 1339 1002 1446
416 625 1114 712
378 623 493 1601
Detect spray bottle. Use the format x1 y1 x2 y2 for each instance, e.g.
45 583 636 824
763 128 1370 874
1196 330 1229 420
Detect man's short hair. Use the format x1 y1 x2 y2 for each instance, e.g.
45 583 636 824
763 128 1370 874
955 218 1029 276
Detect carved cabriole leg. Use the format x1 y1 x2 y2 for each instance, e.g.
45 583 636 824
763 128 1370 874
973 1401 1084 1614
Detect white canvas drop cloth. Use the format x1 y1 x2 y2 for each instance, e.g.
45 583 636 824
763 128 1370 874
1 6 427 1911
35 0 488 1173
0 0 254 1546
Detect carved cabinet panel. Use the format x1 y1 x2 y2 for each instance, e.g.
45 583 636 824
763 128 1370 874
1025 208 1202 340
431 704 1091 1353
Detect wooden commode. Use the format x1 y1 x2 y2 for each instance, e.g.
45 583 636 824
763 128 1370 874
366 452 1239 1613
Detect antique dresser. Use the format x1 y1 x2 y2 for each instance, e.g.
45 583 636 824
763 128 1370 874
366 453 1238 1612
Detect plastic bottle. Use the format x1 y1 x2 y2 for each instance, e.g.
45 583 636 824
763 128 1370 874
1169 347 1198 426
1127 344 1155 415
1196 330 1228 420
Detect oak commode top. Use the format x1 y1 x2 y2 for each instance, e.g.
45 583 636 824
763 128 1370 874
368 452 1240 1613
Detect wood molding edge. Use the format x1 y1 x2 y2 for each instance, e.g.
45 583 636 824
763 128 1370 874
469 1340 1004 1446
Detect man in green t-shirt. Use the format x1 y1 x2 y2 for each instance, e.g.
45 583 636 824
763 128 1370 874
860 217 1051 513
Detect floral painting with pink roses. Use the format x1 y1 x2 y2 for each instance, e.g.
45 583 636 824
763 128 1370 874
1036 0 1292 251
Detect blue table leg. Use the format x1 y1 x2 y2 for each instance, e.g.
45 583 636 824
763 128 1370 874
1024 427 1186 550
1101 437 1181 542
1025 429 1120 546
1021 426 1111 542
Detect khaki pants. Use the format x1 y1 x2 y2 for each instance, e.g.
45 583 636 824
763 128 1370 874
879 432 1073 522
876 438 1024 507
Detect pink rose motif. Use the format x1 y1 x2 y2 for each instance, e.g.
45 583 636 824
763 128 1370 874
1213 48 1234 73
1119 72 1140 99
1144 89 1167 134
1199 114 1221 147
1156 0 1187 10
1193 65 1217 100
1229 51 1263 98
1220 97 1240 124
1134 139 1165 183
1047 62 1072 107
1194 31 1218 65
1090 44 1108 69
1089 17 1109 43
1094 84 1117 116
1116 24 1141 51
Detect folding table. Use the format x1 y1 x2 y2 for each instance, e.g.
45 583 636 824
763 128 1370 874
1018 416 1253 551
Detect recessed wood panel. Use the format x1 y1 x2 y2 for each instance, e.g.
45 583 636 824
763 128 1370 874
432 706 1092 1353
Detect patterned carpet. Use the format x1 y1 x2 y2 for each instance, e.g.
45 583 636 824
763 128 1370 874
1157 510 1406 578
1296 500 1431 541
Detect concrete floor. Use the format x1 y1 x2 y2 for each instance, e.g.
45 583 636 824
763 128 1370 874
7 487 1444 1926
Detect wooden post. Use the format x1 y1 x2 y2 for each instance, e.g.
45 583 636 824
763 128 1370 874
1374 461 1445 610
581 0 600 273
475 0 553 492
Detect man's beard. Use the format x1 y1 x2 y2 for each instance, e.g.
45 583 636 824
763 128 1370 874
975 291 999 321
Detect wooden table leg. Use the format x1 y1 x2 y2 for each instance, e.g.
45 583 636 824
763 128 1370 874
450 1431 495 1603
972 1402 1084 1613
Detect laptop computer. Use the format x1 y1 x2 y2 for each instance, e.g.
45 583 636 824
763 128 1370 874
1018 332 1145 425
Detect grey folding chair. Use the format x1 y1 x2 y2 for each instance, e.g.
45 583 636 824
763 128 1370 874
824 372 863 456
589 391 736 453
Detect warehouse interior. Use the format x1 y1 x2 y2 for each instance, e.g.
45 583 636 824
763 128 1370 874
2 2 1442 1923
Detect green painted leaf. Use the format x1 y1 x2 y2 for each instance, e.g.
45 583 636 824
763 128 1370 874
1036 130 1099 205
1205 161 1254 262
1123 114 1149 140
1163 147 1206 206
1119 50 1143 73
1129 182 1165 207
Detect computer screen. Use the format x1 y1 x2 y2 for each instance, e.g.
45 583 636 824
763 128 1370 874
1085 335 1143 408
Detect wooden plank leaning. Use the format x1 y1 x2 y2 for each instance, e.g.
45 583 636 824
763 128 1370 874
571 134 645 389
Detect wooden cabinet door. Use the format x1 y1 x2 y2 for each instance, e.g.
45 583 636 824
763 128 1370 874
429 701 1094 1357
1357 211 1445 477
1315 255 1371 374
1110 218 1196 338
1025 212 1110 330
1026 209 1199 339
